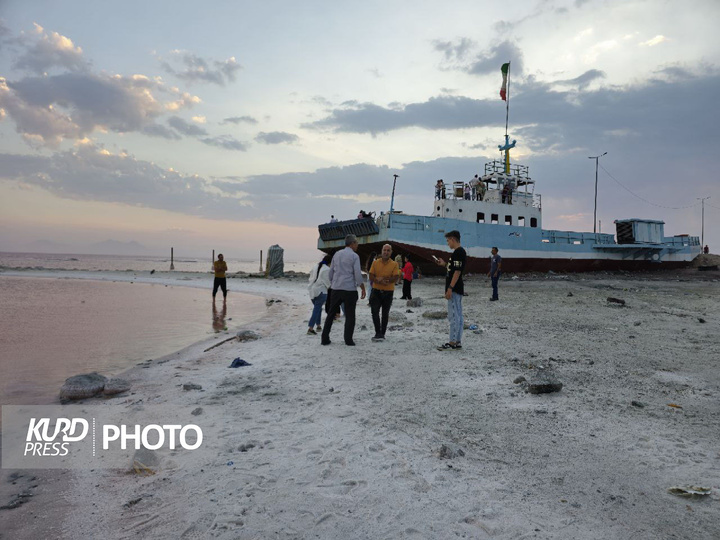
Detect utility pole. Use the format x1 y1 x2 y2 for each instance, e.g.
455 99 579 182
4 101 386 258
697 196 710 248
589 152 607 234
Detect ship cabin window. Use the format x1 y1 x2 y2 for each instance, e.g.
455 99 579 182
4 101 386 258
518 216 525 227
491 213 499 225
477 212 485 223
573 240 582 245
542 239 550 243
530 217 538 228
505 215 512 226
436 206 440 211
458 208 463 213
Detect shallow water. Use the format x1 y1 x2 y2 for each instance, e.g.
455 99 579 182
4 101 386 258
0 251 317 274
0 276 265 405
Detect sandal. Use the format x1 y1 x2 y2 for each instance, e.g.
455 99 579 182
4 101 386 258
437 342 462 350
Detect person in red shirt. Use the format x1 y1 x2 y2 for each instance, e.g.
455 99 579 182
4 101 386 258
400 256 414 300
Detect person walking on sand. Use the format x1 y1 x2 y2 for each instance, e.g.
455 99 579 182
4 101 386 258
369 244 400 342
307 255 331 335
400 256 414 300
488 246 502 301
212 253 228 302
434 230 466 350
321 235 366 346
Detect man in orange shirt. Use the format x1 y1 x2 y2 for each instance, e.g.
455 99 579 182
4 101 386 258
369 244 400 342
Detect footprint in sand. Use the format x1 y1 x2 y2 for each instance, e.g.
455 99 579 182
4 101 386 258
180 513 217 539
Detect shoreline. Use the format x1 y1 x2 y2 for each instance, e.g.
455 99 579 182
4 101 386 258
2 269 719 538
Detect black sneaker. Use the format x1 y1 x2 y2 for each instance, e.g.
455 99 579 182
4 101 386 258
371 334 383 342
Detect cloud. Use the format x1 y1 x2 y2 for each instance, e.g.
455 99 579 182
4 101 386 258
433 38 474 62
466 41 524 76
303 70 720 149
160 51 241 85
553 69 606 89
168 115 208 136
0 144 244 217
0 24 206 147
220 115 258 125
200 135 249 151
302 95 496 135
0 72 185 146
13 23 89 74
142 123 182 140
255 131 299 145
640 35 668 47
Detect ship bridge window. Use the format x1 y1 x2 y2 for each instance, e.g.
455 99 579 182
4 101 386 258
505 215 512 226
518 216 525 227
530 217 538 228
491 213 499 224
477 212 485 223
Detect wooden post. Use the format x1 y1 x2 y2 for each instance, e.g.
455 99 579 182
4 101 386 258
259 250 263 272
170 247 174 270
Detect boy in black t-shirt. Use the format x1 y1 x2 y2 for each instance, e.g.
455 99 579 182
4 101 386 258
433 230 466 350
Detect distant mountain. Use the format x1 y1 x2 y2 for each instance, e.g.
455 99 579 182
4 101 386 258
87 240 154 256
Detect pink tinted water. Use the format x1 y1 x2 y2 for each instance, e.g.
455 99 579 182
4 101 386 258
0 277 265 405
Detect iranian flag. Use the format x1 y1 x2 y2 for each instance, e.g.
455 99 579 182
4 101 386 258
500 62 510 101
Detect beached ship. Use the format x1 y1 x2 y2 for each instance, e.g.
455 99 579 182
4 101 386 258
317 138 701 275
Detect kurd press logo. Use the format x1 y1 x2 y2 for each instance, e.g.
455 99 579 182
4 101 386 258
2 406 204 469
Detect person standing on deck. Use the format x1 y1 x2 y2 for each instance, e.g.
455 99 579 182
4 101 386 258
477 178 486 201
212 253 228 302
434 230 466 351
469 175 479 200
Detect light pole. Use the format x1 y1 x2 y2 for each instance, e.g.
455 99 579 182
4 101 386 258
589 152 607 234
697 196 710 248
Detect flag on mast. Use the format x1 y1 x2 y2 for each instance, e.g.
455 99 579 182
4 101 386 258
500 62 510 101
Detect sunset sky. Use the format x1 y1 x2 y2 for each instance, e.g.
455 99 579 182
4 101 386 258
1 0 718 259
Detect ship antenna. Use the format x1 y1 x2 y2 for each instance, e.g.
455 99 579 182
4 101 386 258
389 174 400 229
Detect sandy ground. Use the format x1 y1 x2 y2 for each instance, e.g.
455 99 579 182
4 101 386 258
1 264 720 539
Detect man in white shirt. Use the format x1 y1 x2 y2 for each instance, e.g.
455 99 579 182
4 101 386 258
321 235 367 346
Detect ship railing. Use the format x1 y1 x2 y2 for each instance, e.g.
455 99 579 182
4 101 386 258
318 217 380 242
484 160 531 180
434 184 541 209
664 236 700 247
542 230 616 245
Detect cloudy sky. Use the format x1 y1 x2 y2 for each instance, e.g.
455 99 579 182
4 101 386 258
1 0 719 260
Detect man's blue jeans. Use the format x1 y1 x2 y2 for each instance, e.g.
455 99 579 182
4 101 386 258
491 273 500 300
448 292 463 344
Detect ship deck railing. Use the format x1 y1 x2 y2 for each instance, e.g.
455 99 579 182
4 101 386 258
318 217 380 242
542 230 616 245
437 183 541 209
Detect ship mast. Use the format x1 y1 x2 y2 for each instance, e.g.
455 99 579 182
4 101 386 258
499 61 516 173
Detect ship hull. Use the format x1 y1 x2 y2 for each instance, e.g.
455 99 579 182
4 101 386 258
318 214 700 276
